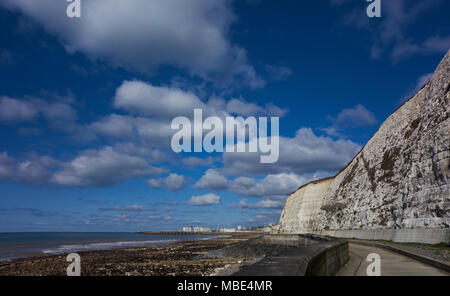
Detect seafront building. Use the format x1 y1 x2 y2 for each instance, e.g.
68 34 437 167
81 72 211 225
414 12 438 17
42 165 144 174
193 227 211 233
219 228 236 233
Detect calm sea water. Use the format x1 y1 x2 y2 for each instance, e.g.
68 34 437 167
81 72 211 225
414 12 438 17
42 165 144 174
0 232 218 261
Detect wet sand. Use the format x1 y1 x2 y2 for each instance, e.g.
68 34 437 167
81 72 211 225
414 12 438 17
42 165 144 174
0 233 260 276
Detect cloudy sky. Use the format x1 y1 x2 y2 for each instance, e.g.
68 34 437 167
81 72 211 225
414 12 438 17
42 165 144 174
0 0 448 231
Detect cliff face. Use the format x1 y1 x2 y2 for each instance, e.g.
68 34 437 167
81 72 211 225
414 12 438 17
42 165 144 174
278 51 449 241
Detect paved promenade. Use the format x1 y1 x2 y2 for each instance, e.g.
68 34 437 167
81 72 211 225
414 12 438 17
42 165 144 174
337 243 448 276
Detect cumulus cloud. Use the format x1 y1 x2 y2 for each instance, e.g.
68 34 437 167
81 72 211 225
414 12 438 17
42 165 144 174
323 104 377 138
239 198 285 209
228 173 314 197
148 173 187 191
225 97 288 117
163 173 187 191
97 80 288 147
113 80 286 119
186 193 221 206
114 81 209 118
147 179 162 188
52 146 165 187
89 114 135 138
0 0 264 88
195 169 330 198
0 95 78 134
0 152 59 184
330 104 377 127
112 143 167 164
194 169 229 190
88 114 174 147
0 96 37 122
222 128 360 176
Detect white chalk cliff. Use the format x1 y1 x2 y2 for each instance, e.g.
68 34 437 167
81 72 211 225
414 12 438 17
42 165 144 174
278 51 449 243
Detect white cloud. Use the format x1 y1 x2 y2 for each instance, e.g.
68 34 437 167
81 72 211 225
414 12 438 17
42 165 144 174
228 173 313 197
0 96 78 133
222 128 360 176
88 113 174 147
226 97 288 117
0 152 59 184
89 114 135 138
113 80 287 119
0 96 38 122
195 169 330 198
147 179 162 188
186 193 221 206
52 146 165 187
163 173 187 191
0 0 264 88
332 104 377 127
114 80 209 118
112 143 167 164
323 104 377 137
239 198 285 209
148 173 187 191
194 169 229 190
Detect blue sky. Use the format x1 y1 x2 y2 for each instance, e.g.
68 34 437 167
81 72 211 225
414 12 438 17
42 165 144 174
0 0 448 232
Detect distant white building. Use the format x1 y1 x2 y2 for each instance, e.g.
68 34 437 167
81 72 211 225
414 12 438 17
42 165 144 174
219 228 236 233
193 226 211 233
237 225 243 230
182 227 192 232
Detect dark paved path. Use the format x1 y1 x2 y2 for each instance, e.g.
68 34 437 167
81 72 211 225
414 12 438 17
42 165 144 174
337 243 448 276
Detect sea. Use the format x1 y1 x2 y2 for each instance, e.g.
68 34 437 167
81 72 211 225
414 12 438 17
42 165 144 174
0 232 220 261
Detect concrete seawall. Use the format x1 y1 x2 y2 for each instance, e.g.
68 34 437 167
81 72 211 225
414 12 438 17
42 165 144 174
233 234 349 276
305 239 349 276
312 228 450 245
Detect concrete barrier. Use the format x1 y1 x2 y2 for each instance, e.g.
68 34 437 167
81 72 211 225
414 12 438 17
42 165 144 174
311 228 449 245
233 234 349 276
261 233 328 246
304 240 349 276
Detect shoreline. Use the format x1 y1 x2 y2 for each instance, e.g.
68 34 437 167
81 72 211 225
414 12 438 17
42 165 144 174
0 232 260 276
0 232 230 263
